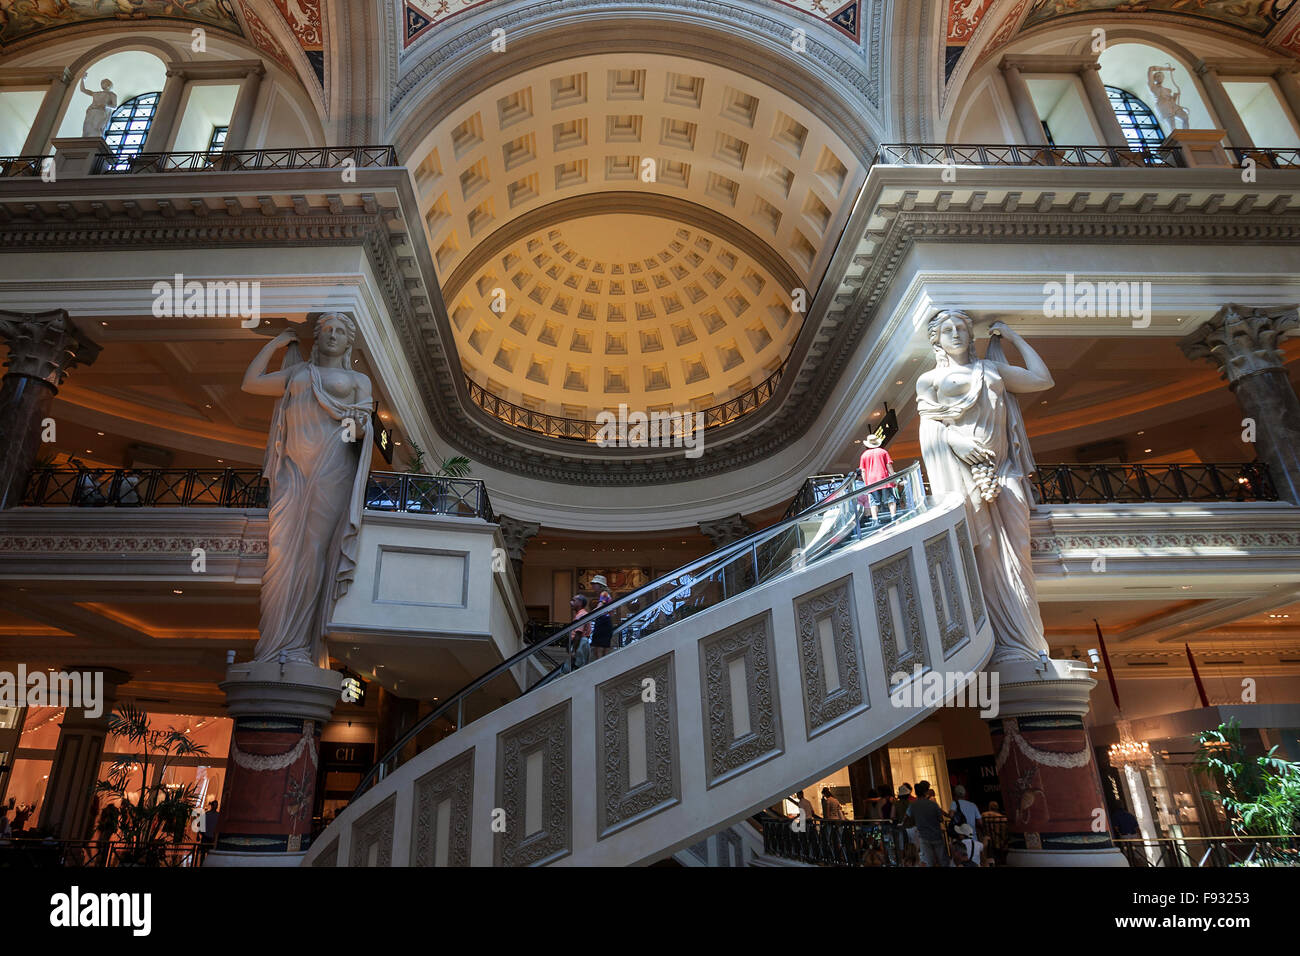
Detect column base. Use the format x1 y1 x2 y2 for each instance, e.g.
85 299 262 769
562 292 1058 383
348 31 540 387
204 848 308 868
1006 847 1129 868
208 662 342 867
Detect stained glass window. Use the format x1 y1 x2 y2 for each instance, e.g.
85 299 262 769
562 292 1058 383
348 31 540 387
102 92 159 170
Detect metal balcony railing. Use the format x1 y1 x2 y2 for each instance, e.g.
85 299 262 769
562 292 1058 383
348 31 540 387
466 365 785 443
0 155 49 177
20 467 495 520
877 142 1181 168
1229 147 1300 169
90 145 399 174
1034 462 1276 504
760 817 904 867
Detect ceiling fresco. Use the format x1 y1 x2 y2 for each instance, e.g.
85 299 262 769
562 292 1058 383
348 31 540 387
0 0 242 47
401 0 863 47
1023 0 1295 37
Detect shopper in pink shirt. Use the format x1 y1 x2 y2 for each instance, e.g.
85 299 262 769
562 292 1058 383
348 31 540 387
858 433 898 524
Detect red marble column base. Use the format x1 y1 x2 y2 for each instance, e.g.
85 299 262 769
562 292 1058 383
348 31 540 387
206 662 341 868
988 659 1128 867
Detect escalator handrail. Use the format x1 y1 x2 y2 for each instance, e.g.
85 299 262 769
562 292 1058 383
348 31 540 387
350 465 919 801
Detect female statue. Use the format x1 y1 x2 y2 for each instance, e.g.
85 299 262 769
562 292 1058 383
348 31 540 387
79 75 117 139
915 311 1053 664
242 313 373 667
1147 67 1190 131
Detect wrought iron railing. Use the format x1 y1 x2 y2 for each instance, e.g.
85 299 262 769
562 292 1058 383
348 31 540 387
0 837 208 867
362 472 494 522
760 817 903 866
466 365 785 443
783 474 856 520
21 467 496 519
91 145 399 175
877 142 1181 168
0 155 50 177
22 467 269 508
1116 835 1298 868
1230 147 1300 170
1035 462 1276 504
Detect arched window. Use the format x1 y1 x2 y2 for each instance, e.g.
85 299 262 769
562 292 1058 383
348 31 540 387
102 92 160 169
1106 86 1165 151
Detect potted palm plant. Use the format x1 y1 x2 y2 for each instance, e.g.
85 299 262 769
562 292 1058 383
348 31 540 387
405 440 472 514
94 703 209 866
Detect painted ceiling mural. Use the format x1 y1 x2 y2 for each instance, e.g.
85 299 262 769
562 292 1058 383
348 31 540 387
269 0 323 85
402 0 863 47
945 0 997 80
1023 0 1296 37
0 0 242 47
237 0 293 74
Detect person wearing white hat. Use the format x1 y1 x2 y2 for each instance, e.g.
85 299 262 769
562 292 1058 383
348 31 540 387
952 822 983 866
859 433 899 525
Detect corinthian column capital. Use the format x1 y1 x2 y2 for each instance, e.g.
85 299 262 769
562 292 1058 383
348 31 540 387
0 309 102 386
1179 304 1300 386
497 514 541 562
698 513 753 550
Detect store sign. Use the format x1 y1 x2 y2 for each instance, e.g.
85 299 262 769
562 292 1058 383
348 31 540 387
337 669 367 706
372 410 394 464
871 407 900 447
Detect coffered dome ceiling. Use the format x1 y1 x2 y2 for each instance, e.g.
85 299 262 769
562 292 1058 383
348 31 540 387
451 214 799 418
408 52 865 420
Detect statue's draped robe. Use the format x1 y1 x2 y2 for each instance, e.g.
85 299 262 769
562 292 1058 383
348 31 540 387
258 362 370 666
917 355 1047 664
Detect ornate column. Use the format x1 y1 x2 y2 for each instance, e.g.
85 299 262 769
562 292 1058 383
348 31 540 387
1195 62 1253 148
1079 63 1128 148
497 514 540 584
206 661 342 867
697 513 753 550
1277 67 1300 135
988 660 1127 866
1180 304 1300 505
41 667 131 841
999 59 1049 147
0 310 101 510
224 65 266 150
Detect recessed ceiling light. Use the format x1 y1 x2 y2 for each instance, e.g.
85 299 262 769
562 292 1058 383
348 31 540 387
172 589 183 595
895 380 904 386
1137 431 1145 436
217 459 224 463
85 449 92 453
96 431 104 436
1144 448 1153 453
100 321 108 327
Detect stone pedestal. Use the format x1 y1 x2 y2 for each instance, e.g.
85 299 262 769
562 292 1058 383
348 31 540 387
0 309 101 509
41 667 130 841
50 136 113 177
1162 129 1230 168
206 661 342 867
987 659 1128 867
1180 304 1300 504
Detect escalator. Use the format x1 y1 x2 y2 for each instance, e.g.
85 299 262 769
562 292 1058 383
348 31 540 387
307 465 994 866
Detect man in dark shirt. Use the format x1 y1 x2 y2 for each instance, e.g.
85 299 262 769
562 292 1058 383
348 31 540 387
905 781 950 867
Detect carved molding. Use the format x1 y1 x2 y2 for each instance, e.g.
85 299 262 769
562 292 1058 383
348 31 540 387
349 794 396 867
311 838 338 867
596 653 680 837
698 612 782 787
955 519 986 631
495 699 571 866
871 549 929 686
793 576 868 738
925 530 970 659
1031 530 1300 554
412 748 475 867
697 513 754 549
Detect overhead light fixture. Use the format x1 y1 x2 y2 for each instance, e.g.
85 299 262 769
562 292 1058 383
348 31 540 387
1109 719 1152 769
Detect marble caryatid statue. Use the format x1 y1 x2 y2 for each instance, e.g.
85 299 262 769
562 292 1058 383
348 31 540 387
915 311 1054 665
242 313 373 666
1148 66 1190 130
79 75 117 139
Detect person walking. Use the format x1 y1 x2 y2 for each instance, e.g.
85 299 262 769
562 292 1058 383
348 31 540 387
858 433 899 524
198 800 219 862
94 802 119 866
821 787 845 820
904 781 950 867
949 784 982 840
589 588 615 660
569 594 590 669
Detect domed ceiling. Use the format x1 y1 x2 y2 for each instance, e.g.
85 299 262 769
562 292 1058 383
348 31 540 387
408 51 865 423
449 214 799 419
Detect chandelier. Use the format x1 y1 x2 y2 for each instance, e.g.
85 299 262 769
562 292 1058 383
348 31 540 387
1109 719 1152 769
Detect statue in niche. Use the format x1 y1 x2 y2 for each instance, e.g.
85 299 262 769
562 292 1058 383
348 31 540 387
1147 66 1190 130
915 311 1054 665
79 74 117 139
242 313 373 667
